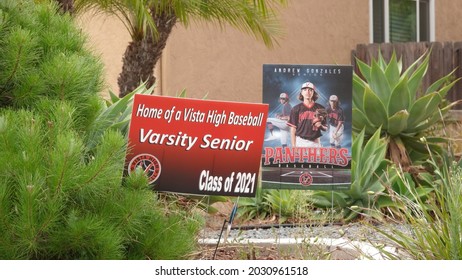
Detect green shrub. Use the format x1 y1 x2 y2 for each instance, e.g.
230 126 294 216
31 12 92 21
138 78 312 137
0 0 202 259
0 0 104 132
0 108 202 259
373 150 462 260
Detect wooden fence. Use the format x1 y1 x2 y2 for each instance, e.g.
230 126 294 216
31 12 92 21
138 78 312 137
351 41 462 109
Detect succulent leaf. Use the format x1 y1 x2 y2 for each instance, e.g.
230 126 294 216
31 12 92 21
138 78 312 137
437 78 460 99
370 59 392 104
351 128 364 169
425 69 456 94
377 51 387 69
407 92 440 128
352 74 366 111
363 86 388 128
402 51 428 79
384 51 401 88
355 58 372 81
406 52 430 98
352 108 376 134
388 75 411 116
425 136 447 143
401 136 428 154
362 127 384 159
309 193 334 208
388 110 409 136
411 108 445 132
361 130 387 176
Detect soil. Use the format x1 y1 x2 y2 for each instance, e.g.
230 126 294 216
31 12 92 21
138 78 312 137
192 242 359 260
193 244 305 260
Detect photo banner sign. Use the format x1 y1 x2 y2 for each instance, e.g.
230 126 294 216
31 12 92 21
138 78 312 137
125 95 268 197
261 64 352 190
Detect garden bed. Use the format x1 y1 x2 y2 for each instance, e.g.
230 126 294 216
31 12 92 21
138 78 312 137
191 203 406 260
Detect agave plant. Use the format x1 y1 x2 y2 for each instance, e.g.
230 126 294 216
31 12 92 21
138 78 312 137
308 129 394 221
263 189 296 223
85 82 154 151
373 151 462 260
236 184 271 221
353 51 459 169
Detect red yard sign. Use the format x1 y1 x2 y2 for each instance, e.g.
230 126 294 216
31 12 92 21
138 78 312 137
125 95 268 197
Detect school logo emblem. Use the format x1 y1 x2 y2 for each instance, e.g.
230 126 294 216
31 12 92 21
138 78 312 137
299 172 313 186
128 153 161 184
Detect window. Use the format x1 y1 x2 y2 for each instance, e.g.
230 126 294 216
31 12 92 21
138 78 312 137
371 0 434 43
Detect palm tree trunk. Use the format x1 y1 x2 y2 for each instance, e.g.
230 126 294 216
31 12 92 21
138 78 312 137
55 0 74 15
118 12 176 97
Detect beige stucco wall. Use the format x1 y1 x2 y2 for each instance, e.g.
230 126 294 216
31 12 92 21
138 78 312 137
435 0 462 42
78 0 462 103
162 0 369 103
77 12 131 99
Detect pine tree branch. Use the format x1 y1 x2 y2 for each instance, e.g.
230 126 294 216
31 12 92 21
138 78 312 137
84 149 120 185
2 42 23 93
55 149 71 196
32 212 54 252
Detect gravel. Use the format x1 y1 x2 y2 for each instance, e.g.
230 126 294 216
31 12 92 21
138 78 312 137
198 222 413 259
201 222 409 243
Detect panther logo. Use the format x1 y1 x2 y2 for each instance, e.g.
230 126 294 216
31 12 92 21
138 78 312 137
299 172 313 186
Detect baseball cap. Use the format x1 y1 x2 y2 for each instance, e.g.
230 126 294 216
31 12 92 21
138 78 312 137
301 82 316 91
329 95 338 101
279 93 289 99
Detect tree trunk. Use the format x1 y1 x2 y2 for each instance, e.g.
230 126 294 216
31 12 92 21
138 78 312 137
118 12 177 97
388 136 411 171
55 0 74 15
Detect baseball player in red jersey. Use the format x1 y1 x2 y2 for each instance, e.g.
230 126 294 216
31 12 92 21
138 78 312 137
327 94 345 148
287 82 327 148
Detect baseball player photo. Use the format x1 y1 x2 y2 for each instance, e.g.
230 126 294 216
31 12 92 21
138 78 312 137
265 92 292 148
261 64 352 191
327 94 345 149
287 81 327 148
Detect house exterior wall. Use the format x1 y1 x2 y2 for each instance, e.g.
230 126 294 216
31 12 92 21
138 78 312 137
435 0 462 42
78 0 462 102
161 0 368 103
77 12 131 98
